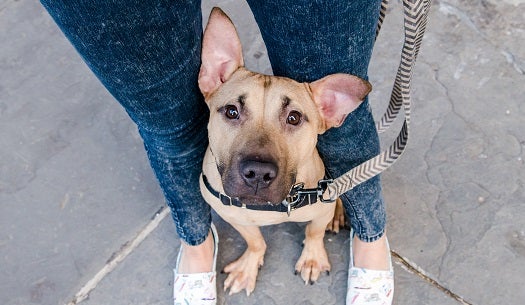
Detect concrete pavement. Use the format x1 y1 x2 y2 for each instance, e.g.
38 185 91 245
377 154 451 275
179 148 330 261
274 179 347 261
1 0 524 304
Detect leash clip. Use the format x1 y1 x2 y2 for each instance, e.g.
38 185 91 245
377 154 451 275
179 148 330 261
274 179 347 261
282 179 335 216
317 179 335 203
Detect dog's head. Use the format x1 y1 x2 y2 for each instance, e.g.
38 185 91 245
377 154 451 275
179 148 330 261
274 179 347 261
199 8 371 205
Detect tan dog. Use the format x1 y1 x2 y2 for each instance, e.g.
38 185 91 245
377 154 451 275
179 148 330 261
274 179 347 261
198 8 371 296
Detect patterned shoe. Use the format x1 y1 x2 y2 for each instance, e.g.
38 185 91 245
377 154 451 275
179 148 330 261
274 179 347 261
173 223 219 305
346 230 394 305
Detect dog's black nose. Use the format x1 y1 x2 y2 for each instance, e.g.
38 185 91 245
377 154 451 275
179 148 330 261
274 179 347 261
240 160 278 188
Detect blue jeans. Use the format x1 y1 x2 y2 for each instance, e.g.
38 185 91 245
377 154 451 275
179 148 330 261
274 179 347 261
41 0 384 245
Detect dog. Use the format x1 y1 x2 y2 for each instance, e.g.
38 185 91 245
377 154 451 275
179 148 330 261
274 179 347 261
198 7 371 296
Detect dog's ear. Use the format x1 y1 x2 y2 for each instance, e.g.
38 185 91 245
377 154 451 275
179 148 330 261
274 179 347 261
309 74 372 131
198 7 244 99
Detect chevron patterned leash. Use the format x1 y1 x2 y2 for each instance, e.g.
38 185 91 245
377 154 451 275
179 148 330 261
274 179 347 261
326 0 432 200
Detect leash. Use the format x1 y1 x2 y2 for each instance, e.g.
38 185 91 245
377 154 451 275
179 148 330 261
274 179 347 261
325 0 433 201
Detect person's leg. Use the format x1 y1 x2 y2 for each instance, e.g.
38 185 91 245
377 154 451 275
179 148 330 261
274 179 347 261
40 0 214 271
246 0 389 269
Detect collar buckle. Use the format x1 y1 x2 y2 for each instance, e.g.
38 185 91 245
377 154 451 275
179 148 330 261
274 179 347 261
283 182 305 216
285 182 305 205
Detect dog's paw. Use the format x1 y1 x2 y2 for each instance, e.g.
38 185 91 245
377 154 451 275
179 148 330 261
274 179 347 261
294 239 331 284
326 198 346 234
222 249 265 296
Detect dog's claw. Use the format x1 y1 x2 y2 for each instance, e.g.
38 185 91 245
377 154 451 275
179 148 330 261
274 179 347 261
221 247 265 297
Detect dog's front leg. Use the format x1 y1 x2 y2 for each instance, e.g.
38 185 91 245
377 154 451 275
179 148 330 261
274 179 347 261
295 210 333 284
326 198 346 233
223 224 266 296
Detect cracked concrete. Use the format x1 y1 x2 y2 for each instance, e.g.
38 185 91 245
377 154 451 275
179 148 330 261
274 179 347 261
1 0 524 304
378 1 525 304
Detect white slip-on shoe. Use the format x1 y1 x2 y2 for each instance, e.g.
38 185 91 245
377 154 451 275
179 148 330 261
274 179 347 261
173 223 219 305
346 229 394 305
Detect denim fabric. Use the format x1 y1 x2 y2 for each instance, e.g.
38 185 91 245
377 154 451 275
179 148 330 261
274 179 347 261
40 0 211 246
41 0 384 244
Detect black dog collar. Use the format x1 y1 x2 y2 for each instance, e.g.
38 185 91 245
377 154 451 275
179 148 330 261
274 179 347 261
202 174 334 216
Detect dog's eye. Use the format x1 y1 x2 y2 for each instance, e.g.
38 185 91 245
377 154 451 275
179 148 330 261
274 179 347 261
224 105 240 120
286 110 302 126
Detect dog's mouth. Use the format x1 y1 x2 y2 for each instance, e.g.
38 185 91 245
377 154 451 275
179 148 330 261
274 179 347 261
220 155 295 205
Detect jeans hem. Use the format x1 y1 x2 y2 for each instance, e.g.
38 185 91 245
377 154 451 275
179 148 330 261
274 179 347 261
178 222 212 246
355 228 385 243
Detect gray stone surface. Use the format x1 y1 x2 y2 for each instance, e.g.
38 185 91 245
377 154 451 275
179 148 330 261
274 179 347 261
1 0 524 305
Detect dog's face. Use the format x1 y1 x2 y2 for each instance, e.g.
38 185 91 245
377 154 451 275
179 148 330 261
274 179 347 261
199 8 371 204
205 68 324 204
